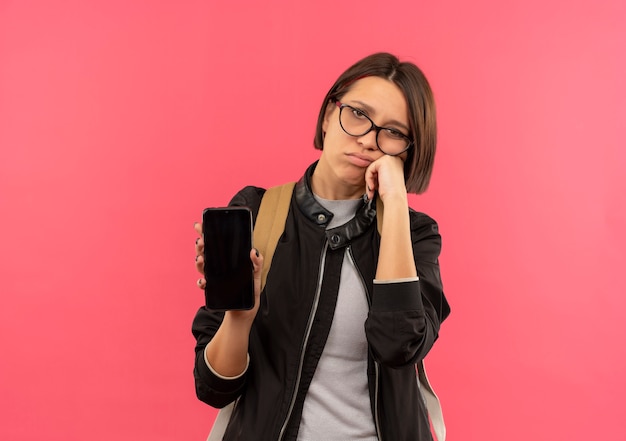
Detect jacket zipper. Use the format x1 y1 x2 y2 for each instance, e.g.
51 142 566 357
347 247 383 441
277 241 329 441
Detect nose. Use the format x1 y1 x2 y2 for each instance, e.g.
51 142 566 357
357 128 379 151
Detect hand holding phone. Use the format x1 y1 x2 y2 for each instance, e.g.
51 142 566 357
202 207 255 311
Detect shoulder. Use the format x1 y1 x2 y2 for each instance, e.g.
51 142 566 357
408 209 442 262
408 208 440 235
228 186 266 221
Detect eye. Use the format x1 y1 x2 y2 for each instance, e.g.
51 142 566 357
383 128 407 140
350 107 368 119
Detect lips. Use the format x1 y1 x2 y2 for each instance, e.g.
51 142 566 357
346 153 374 168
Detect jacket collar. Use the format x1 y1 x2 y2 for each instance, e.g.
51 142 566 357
295 161 378 249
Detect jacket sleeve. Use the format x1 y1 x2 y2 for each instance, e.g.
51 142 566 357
191 186 265 408
364 211 450 368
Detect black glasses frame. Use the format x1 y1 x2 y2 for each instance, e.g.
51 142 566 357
336 102 413 156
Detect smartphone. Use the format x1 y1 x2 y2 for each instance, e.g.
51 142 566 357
202 207 255 311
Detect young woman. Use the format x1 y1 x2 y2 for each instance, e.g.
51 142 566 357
192 52 451 441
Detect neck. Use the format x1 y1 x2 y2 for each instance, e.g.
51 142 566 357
311 161 365 200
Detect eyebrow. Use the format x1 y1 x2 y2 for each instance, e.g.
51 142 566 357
347 100 410 133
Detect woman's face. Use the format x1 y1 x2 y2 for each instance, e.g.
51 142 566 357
319 76 409 191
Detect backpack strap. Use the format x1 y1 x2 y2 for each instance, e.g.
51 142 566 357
206 405 231 441
253 182 296 291
418 360 446 441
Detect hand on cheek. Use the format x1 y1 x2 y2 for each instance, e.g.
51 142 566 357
365 155 407 202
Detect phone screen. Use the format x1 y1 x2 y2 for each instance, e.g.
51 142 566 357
202 207 254 311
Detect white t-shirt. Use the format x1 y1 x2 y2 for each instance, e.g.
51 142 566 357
297 196 378 441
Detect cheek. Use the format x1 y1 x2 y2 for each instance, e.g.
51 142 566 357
322 103 344 136
322 122 346 149
321 118 336 143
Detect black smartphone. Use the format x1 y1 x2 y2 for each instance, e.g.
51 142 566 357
202 207 255 311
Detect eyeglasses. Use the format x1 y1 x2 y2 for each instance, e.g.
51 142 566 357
336 102 413 156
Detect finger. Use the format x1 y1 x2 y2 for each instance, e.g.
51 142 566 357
195 254 205 275
365 164 378 201
196 278 206 290
367 156 405 201
194 222 204 255
250 248 264 296
366 182 376 201
250 248 264 276
195 236 204 255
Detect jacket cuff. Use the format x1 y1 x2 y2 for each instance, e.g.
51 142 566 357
196 347 248 395
204 346 250 380
371 279 423 312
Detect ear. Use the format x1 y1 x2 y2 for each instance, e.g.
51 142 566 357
321 100 336 134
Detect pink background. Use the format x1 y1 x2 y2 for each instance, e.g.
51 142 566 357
1 0 625 439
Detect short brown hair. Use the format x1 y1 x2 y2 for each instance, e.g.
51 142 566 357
314 52 437 194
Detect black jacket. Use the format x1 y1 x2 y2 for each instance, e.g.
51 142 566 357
192 162 450 440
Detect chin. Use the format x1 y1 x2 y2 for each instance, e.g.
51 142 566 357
340 169 366 186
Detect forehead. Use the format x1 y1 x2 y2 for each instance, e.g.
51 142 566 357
341 77 409 127
341 76 409 123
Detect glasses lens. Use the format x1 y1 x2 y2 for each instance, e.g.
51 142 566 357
339 105 412 156
339 106 372 136
377 129 411 156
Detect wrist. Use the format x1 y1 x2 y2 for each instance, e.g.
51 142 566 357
379 192 408 209
224 309 256 330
